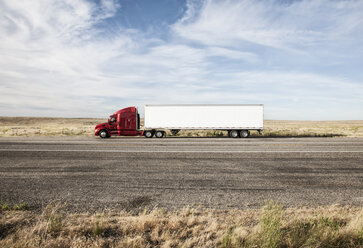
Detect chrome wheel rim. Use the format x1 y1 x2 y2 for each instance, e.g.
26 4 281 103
231 131 238 138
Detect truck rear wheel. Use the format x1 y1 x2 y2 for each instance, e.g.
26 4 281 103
229 130 239 138
155 131 165 138
240 130 249 138
144 130 154 138
99 130 108 139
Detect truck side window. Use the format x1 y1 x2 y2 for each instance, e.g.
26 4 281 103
110 117 116 123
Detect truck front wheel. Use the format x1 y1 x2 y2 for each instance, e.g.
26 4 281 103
99 130 109 139
144 130 154 138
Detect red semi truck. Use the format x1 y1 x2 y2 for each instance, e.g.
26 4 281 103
94 106 141 138
94 105 264 138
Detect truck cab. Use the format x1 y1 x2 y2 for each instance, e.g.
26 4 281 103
94 106 141 138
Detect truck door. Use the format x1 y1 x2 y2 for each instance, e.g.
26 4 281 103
108 116 117 134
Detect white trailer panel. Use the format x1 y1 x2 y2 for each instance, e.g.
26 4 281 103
144 104 263 130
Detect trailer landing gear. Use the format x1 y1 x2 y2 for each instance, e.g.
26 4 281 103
170 129 180 136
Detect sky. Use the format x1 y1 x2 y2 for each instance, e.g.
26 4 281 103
0 0 362 120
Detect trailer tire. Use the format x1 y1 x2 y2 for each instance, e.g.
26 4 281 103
155 131 165 138
240 130 249 138
229 130 239 138
99 130 109 139
144 130 154 138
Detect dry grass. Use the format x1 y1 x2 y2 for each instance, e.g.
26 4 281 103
0 117 362 137
0 117 103 137
0 202 362 248
261 120 363 138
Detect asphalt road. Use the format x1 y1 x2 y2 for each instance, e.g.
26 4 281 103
0 137 362 211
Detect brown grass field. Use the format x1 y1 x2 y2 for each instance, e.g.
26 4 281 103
1 202 362 248
1 117 362 247
0 117 362 137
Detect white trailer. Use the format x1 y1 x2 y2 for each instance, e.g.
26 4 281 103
143 104 263 138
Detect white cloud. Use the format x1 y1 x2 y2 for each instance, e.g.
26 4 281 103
0 0 132 116
173 0 363 54
0 0 362 120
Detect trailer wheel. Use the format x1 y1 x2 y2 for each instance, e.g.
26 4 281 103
155 131 165 138
99 130 108 139
240 130 249 138
144 130 154 138
229 130 239 138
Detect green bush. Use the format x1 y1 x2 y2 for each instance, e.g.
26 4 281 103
92 221 104 236
257 201 283 248
43 203 65 235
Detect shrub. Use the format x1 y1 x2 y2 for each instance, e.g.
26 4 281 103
257 201 283 248
92 221 104 236
13 202 28 211
42 203 65 235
